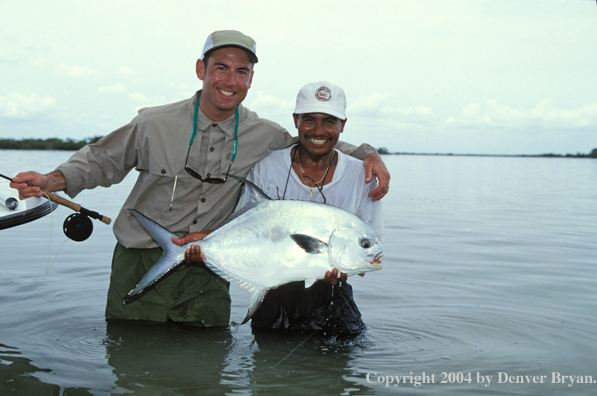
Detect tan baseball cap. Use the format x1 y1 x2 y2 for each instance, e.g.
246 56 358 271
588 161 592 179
201 30 258 63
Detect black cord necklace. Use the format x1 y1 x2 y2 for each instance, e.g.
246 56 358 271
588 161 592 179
281 146 335 204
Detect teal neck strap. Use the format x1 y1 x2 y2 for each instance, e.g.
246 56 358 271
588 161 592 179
190 92 238 162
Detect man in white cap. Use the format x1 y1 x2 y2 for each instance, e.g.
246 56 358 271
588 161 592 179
236 81 383 334
11 32 389 327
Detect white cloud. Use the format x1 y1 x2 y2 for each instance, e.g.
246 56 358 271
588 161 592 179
446 99 597 130
350 92 434 124
380 105 434 119
119 67 136 75
129 92 148 102
0 92 56 119
248 90 294 115
129 92 166 109
98 84 126 93
350 93 391 114
56 63 97 77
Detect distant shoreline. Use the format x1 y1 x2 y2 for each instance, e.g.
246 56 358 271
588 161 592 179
379 148 597 159
0 137 102 151
0 138 594 159
385 152 597 159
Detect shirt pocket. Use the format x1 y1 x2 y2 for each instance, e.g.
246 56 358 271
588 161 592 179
144 162 201 221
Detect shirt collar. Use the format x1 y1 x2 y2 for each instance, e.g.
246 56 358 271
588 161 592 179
190 90 240 137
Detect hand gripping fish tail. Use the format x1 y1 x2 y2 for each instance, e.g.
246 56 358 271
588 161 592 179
124 176 383 324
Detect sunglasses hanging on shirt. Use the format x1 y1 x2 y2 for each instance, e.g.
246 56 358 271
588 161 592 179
170 93 239 211
184 93 238 184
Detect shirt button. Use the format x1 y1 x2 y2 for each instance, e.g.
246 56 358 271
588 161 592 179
161 169 166 174
201 198 206 203
212 123 217 127
210 147 215 152
193 219 198 225
206 173 211 178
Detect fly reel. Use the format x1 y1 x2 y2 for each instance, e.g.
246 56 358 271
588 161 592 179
63 212 94 242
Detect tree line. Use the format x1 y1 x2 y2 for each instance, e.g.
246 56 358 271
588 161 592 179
378 147 597 158
1 138 594 158
0 136 103 151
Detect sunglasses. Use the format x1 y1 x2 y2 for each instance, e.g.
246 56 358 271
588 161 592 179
184 147 233 184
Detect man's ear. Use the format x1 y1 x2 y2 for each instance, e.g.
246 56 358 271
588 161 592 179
248 69 254 89
340 118 347 133
196 59 206 80
293 113 299 128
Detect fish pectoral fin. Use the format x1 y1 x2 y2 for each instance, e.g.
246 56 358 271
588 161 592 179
290 234 328 254
304 278 317 288
241 287 268 325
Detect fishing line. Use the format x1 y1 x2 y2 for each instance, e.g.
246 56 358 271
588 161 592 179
0 174 63 274
40 191 70 275
46 241 69 275
44 190 54 273
270 289 357 369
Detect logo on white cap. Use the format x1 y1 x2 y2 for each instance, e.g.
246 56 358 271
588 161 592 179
295 81 346 120
315 87 332 102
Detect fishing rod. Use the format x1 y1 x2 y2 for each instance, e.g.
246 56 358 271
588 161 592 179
1 172 111 241
0 172 111 224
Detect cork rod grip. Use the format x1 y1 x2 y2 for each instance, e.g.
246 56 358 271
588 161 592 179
43 190 112 225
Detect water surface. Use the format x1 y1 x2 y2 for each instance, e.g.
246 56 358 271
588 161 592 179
1 151 596 395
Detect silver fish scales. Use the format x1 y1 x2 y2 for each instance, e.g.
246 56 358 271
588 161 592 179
125 177 383 324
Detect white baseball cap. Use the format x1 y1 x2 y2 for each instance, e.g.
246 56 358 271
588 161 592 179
201 30 258 63
294 81 346 120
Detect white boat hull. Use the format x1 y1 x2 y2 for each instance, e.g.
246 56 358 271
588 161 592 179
0 181 58 230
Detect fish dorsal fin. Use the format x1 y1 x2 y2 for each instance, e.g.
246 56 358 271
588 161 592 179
228 174 272 202
290 234 328 254
217 174 272 229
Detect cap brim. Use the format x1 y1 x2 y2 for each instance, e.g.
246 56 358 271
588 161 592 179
204 45 258 63
294 105 346 120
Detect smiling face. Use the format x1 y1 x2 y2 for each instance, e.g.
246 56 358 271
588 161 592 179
293 113 346 159
196 47 254 121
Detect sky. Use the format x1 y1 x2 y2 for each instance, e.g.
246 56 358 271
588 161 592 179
0 0 595 155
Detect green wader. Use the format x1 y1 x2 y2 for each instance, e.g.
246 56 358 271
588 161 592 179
105 243 231 326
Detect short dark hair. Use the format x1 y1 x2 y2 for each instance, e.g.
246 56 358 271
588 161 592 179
202 51 213 67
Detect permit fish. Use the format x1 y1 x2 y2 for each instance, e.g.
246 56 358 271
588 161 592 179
125 177 383 324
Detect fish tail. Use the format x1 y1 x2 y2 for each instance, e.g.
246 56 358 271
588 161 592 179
124 210 186 301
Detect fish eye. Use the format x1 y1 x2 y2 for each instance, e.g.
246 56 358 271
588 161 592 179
360 238 372 248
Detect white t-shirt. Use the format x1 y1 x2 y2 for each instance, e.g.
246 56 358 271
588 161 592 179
237 145 384 239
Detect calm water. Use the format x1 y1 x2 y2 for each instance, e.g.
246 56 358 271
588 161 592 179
1 150 596 395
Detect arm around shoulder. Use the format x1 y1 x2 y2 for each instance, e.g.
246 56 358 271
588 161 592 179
363 153 390 201
335 141 390 201
335 141 376 160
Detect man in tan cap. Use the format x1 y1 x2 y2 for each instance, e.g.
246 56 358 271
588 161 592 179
11 31 390 326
